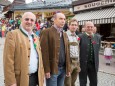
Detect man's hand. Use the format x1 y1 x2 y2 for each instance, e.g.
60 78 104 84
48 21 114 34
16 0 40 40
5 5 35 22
66 72 71 77
11 83 17 86
45 72 51 79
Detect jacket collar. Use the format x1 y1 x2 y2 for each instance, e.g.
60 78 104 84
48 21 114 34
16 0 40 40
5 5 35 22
20 26 34 37
53 24 63 33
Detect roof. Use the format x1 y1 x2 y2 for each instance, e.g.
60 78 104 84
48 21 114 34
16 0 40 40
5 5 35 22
11 0 74 10
0 0 11 6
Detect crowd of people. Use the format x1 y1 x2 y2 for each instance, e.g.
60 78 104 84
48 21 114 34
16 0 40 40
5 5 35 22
0 17 52 38
0 18 20 38
2 12 113 86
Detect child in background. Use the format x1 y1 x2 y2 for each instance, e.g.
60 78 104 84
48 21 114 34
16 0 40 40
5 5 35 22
104 43 113 65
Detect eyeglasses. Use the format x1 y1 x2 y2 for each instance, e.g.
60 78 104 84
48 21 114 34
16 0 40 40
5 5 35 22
24 18 34 22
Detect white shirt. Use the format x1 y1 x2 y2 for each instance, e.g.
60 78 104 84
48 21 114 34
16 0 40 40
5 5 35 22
21 27 38 74
66 30 80 58
104 47 113 56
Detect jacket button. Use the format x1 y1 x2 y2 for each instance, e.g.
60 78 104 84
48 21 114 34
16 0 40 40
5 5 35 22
28 56 30 58
29 48 31 50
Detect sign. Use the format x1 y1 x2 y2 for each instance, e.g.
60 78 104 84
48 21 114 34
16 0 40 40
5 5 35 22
74 0 115 12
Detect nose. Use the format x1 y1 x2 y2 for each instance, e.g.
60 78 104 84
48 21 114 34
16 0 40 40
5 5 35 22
62 19 65 23
27 20 32 23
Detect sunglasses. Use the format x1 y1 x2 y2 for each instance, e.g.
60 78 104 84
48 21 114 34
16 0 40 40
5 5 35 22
25 18 34 22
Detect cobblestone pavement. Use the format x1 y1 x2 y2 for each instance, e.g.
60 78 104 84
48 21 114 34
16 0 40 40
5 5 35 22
75 72 115 86
0 38 115 86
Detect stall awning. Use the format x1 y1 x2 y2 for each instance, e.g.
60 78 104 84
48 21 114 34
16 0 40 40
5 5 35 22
73 7 115 25
2 11 8 15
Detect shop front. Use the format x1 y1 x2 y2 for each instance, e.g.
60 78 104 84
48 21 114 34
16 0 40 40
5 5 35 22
72 0 115 41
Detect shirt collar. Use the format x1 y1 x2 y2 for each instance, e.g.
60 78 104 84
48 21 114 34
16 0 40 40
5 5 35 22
85 32 94 38
67 30 76 36
20 25 34 37
53 24 63 33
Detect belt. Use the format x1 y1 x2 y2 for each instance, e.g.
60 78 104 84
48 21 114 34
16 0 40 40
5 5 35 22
29 71 38 76
70 58 78 60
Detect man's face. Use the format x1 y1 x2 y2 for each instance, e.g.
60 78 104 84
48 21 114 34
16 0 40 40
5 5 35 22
69 21 78 33
21 13 36 32
54 13 66 28
85 22 94 34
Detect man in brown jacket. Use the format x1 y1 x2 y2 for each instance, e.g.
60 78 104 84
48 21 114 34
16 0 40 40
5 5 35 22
3 12 44 86
40 12 71 86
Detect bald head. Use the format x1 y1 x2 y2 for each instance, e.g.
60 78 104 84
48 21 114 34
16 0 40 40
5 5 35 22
84 21 94 35
53 13 65 20
22 12 36 20
53 12 66 28
84 21 94 27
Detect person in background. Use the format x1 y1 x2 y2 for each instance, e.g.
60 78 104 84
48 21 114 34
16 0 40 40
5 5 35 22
17 18 21 28
64 19 81 86
3 12 44 86
40 12 71 86
63 22 68 31
1 23 6 37
104 42 113 65
0 23 2 38
81 28 85 33
78 21 101 86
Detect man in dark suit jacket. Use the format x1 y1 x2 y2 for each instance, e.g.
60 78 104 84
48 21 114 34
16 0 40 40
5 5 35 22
78 21 101 86
40 13 70 86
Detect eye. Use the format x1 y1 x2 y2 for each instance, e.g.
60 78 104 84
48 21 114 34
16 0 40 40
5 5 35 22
25 18 29 21
24 18 34 22
31 19 34 22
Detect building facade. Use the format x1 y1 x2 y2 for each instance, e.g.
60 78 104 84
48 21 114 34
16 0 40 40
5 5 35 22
72 0 115 41
0 0 11 18
5 0 76 22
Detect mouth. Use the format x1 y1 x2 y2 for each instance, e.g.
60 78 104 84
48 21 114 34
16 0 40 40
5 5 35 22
26 24 32 27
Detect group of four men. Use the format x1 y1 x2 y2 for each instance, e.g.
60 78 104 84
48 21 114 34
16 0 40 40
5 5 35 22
3 12 101 86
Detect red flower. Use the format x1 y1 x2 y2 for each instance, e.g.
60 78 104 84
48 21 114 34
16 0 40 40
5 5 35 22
33 38 36 42
92 41 96 44
77 37 80 41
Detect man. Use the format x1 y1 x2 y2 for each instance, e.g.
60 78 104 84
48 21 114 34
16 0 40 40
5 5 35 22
93 26 102 40
40 12 70 86
3 12 44 86
81 28 85 33
78 21 101 86
64 19 80 86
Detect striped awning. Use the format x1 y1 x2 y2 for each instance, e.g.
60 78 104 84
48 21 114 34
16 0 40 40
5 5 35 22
73 7 115 25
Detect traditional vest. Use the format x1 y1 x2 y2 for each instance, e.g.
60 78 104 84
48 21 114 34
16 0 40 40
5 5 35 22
87 36 95 64
58 33 66 67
